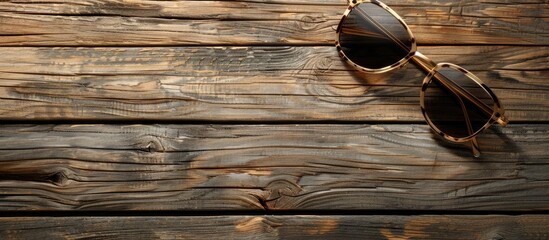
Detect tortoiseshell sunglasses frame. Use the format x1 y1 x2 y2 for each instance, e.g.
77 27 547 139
335 0 508 157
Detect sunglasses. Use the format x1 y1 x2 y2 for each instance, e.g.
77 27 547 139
336 0 509 157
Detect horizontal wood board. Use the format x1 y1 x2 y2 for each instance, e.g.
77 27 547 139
0 46 547 121
0 0 547 46
1 215 549 239
0 124 547 211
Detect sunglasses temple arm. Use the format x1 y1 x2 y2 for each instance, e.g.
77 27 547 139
449 79 483 157
411 52 500 123
458 91 482 157
470 137 481 157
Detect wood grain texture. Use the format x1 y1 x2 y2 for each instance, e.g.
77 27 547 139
0 0 546 46
1 215 549 240
0 46 547 121
0 124 548 211
0 0 547 236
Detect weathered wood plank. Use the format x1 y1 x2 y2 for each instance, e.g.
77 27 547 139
0 0 546 46
0 124 548 211
0 46 547 121
1 215 548 239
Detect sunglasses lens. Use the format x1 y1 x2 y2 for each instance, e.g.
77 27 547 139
423 65 496 139
338 2 413 70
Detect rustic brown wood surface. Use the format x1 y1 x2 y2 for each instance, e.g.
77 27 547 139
0 124 547 211
0 0 548 238
0 46 547 121
1 215 549 239
0 0 546 46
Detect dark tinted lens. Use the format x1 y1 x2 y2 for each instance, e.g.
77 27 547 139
423 66 495 138
339 3 413 69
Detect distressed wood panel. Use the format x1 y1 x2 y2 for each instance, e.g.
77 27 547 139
1 215 548 239
0 0 546 46
0 124 547 211
0 0 547 236
0 46 547 121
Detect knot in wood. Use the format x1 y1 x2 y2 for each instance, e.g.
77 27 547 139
265 179 302 207
301 50 374 105
137 136 165 153
298 15 322 31
312 54 333 73
47 171 69 186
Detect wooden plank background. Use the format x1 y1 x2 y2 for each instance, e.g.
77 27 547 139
0 0 546 46
0 46 547 121
1 0 548 238
0 124 548 211
2 215 549 239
